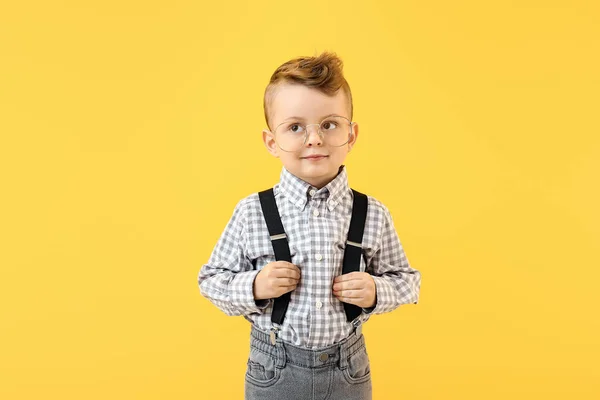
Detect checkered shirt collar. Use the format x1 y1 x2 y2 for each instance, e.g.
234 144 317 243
277 165 350 211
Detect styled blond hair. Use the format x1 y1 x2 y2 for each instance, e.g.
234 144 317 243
263 51 353 129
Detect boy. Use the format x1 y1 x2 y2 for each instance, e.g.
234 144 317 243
198 52 421 400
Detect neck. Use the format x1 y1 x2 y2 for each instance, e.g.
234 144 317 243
301 168 342 189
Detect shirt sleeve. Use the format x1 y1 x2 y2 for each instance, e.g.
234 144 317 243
197 199 272 317
363 205 421 315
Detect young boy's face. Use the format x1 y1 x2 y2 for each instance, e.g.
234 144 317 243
263 83 358 189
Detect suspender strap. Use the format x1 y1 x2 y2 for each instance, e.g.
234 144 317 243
258 188 369 326
258 188 292 326
342 189 368 322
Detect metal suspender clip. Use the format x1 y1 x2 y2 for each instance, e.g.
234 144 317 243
270 233 287 241
352 318 362 337
269 324 281 346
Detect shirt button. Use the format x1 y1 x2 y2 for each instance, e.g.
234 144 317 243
309 189 316 196
316 301 323 309
315 253 323 261
313 209 319 217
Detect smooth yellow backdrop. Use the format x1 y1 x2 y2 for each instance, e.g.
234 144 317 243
1 1 598 399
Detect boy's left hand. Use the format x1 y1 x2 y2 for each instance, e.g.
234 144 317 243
332 272 376 309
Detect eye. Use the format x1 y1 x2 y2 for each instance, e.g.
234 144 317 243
289 123 305 133
321 120 338 130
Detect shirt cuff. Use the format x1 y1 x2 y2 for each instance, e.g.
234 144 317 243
362 302 376 314
364 276 394 315
229 270 269 315
255 298 272 309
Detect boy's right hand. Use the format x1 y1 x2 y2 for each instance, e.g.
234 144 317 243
253 261 301 300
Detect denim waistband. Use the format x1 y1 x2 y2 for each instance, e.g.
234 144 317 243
249 325 365 370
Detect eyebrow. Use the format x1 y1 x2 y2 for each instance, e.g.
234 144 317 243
282 113 341 122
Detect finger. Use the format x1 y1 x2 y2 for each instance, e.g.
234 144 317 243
272 268 301 280
337 297 356 305
275 261 299 269
275 277 299 287
333 280 364 291
275 262 301 273
335 295 363 306
333 272 364 283
333 279 365 290
282 284 297 294
333 289 364 299
278 282 298 290
272 278 298 287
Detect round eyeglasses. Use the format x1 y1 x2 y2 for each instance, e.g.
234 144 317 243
269 115 354 152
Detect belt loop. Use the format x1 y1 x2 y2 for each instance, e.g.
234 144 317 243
275 340 286 368
339 338 349 370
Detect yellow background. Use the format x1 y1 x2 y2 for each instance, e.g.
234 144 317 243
1 1 599 399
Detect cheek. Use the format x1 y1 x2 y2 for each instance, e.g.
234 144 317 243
277 154 303 172
328 148 349 161
279 153 299 164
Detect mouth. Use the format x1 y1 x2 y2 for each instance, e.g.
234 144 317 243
301 155 329 160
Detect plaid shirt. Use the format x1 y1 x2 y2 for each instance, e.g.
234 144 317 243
198 166 421 348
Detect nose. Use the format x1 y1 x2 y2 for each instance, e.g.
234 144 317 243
305 124 322 147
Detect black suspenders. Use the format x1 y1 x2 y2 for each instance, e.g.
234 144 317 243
258 188 293 326
257 188 368 338
341 189 368 322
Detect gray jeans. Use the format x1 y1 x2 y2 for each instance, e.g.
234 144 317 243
244 325 372 400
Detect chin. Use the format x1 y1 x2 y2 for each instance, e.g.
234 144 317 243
301 167 338 179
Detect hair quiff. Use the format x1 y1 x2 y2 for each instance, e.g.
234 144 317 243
263 51 353 129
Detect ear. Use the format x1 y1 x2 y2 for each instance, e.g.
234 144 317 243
347 122 359 152
262 129 279 158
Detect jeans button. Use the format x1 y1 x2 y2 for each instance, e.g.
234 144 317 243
319 353 329 362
